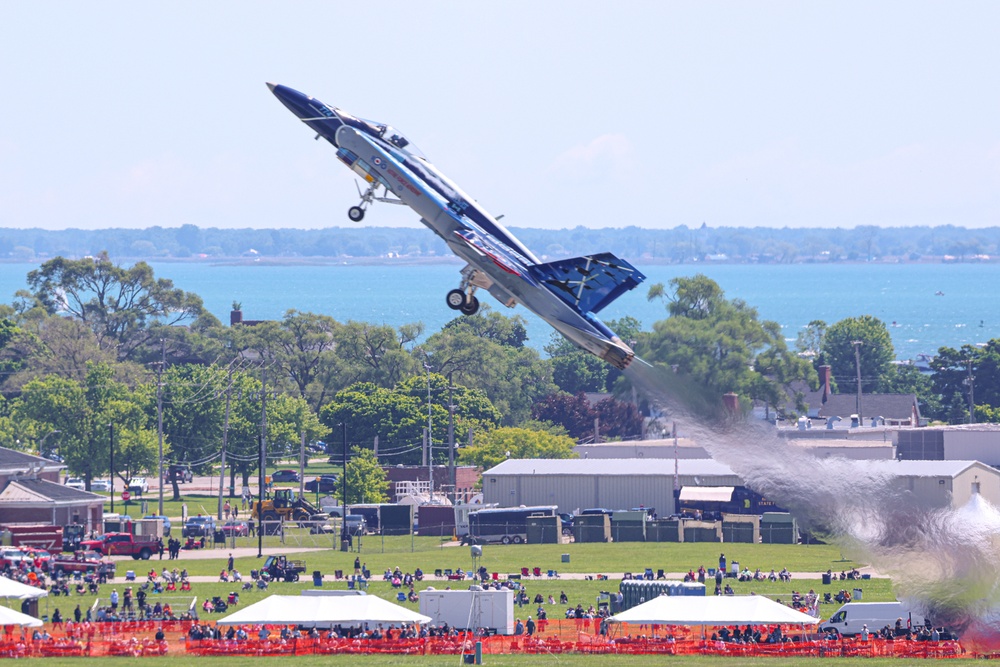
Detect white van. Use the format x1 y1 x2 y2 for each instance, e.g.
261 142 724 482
820 601 928 637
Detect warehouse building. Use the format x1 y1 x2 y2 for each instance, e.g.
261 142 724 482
481 458 1000 515
482 459 742 516
896 424 1000 467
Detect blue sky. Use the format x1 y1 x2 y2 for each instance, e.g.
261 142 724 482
2 1 998 231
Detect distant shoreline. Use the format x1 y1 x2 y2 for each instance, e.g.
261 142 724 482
1 256 997 267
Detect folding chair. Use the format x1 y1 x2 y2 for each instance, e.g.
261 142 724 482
521 567 530 577
657 569 665 580
443 568 453 576
532 567 542 577
547 570 559 578
334 570 343 579
644 568 654 580
434 569 443 577
492 572 499 581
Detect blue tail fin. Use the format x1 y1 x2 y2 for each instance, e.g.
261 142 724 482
530 253 646 314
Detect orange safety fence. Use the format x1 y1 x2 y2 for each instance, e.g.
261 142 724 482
182 634 964 658
0 638 170 658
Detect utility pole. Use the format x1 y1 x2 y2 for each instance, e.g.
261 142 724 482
447 372 456 505
340 422 348 550
852 340 863 426
108 423 115 515
217 364 233 520
424 363 433 500
967 359 976 424
156 340 165 516
257 364 268 559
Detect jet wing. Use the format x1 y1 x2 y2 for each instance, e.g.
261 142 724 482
529 253 646 314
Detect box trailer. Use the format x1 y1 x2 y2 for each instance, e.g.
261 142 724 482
419 588 514 634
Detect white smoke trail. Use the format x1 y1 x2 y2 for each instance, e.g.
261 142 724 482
626 360 1000 648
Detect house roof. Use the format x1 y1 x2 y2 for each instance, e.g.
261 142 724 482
0 447 64 474
483 458 738 477
817 394 920 421
781 383 920 422
483 458 986 481
0 478 104 505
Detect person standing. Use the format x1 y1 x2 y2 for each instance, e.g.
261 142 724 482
227 553 234 572
355 557 361 575
526 617 535 636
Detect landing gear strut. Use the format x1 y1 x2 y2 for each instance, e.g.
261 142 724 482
347 179 383 222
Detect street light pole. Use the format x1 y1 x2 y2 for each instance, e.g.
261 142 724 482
108 423 115 515
851 340 863 426
340 422 348 549
424 363 433 500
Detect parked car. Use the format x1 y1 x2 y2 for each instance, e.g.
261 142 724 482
65 478 85 490
168 464 193 483
128 478 149 495
220 520 249 537
304 475 338 493
182 516 216 537
91 479 112 493
143 515 172 536
271 470 300 483
344 514 367 536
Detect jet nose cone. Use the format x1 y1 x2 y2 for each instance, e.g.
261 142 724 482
266 82 277 93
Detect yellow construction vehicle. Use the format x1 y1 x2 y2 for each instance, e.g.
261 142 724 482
251 489 325 533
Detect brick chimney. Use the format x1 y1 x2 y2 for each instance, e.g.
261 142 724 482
722 392 739 415
819 365 832 403
230 309 243 326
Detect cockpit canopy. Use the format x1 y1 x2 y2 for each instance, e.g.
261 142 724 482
371 122 426 159
334 107 426 159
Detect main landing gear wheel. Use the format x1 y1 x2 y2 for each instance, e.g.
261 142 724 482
348 206 365 222
446 289 466 310
460 295 480 316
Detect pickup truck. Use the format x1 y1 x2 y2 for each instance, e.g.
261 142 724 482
79 532 160 560
49 550 109 576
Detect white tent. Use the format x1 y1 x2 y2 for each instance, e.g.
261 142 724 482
217 594 432 627
610 595 819 626
0 604 43 627
0 576 48 600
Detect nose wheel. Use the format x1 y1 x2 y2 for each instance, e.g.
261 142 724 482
446 289 480 316
348 206 365 222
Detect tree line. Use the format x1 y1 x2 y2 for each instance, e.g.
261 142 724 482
0 255 993 502
0 255 643 499
3 223 1000 263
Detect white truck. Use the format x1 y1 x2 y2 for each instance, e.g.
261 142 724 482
820 601 929 637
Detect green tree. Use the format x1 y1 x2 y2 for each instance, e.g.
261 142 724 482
333 321 421 391
27 253 206 361
15 363 159 490
643 275 814 417
822 316 894 394
341 446 389 504
545 333 608 394
459 427 577 470
319 375 500 466
423 308 555 425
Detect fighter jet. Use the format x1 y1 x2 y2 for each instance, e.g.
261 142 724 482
267 83 646 369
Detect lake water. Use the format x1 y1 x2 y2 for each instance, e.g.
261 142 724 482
1 260 996 361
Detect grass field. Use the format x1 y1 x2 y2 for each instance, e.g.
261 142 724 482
36 574 894 624
37 539 892 624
